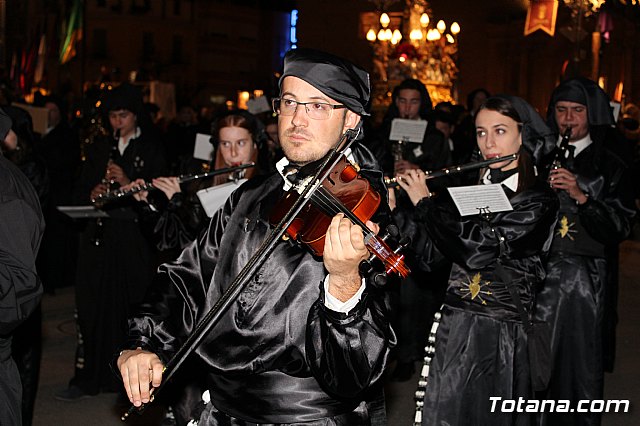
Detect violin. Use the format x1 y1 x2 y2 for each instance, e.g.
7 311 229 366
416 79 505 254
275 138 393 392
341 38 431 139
270 154 410 279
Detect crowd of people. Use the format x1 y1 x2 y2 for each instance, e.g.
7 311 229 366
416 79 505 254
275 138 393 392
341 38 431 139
0 47 638 426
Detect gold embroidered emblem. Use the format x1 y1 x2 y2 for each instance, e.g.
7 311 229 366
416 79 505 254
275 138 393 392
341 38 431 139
556 215 577 240
460 273 492 305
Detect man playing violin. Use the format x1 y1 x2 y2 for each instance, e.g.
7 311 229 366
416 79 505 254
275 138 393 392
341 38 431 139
117 48 396 425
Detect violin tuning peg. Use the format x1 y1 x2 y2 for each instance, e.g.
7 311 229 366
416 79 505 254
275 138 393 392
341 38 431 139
371 272 387 288
359 258 374 276
385 224 400 238
399 236 411 248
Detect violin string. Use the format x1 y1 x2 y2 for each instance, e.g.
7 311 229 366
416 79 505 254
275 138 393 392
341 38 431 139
299 179 407 275
313 187 384 243
312 187 375 239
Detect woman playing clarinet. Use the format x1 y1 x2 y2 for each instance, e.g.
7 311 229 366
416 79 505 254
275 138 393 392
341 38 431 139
396 95 558 425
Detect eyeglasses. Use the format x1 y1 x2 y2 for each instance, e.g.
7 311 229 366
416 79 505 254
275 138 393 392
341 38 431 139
272 98 346 120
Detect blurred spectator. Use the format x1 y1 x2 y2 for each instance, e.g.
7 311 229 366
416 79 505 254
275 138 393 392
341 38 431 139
0 108 44 425
1 106 47 426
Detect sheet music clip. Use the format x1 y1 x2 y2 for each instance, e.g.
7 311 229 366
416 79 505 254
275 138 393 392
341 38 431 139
476 206 493 222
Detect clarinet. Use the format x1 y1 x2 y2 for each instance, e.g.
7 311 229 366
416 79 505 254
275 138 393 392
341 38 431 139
91 131 120 246
550 127 573 171
92 163 255 206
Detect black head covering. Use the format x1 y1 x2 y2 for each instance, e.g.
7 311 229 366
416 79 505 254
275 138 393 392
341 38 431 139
42 94 68 119
278 48 370 116
0 107 12 142
209 109 267 149
103 83 145 116
490 94 557 164
547 77 614 132
386 78 433 121
3 105 35 143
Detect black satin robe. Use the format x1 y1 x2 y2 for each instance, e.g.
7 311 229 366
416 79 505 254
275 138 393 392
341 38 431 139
0 155 44 426
413 180 558 426
72 131 166 394
535 141 635 426
126 159 395 424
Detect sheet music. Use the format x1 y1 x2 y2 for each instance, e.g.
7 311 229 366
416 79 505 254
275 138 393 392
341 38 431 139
57 205 109 219
389 118 428 143
193 133 214 161
196 179 247 217
247 96 271 114
447 184 513 216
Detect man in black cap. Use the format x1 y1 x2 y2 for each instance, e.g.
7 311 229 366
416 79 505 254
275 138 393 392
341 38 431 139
117 48 395 425
536 77 635 426
0 108 44 425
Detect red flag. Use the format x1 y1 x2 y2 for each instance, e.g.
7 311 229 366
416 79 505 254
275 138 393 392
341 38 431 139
524 0 559 37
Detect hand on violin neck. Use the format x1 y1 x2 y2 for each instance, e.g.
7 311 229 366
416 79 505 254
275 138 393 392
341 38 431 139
324 213 378 302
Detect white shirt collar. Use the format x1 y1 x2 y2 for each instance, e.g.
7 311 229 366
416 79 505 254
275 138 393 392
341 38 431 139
117 127 142 155
481 169 519 192
558 133 592 157
276 147 356 191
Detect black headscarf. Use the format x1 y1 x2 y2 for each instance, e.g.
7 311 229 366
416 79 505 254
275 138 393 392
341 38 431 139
209 109 267 149
101 82 155 133
3 105 35 144
384 78 433 123
494 94 556 164
278 48 371 117
102 83 145 117
547 77 614 132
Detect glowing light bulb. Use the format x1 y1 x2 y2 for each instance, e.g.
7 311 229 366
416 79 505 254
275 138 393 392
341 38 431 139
451 22 460 35
420 13 430 28
380 13 390 28
410 29 423 41
427 29 441 41
367 29 377 42
437 20 446 34
391 29 402 44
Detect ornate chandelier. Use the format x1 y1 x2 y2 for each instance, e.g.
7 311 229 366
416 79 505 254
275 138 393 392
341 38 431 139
365 0 460 112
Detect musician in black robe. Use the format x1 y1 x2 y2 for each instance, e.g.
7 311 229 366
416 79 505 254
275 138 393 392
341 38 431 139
56 83 167 400
535 78 635 426
367 78 451 178
116 49 396 425
366 78 453 382
397 95 558 425
131 109 270 256
0 108 44 426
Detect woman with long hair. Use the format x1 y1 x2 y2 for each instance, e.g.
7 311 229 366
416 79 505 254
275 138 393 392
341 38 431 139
130 109 267 254
397 95 558 425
